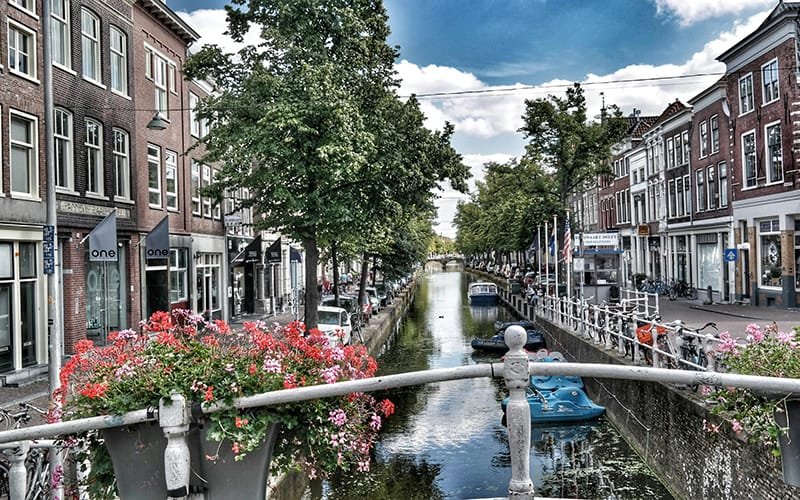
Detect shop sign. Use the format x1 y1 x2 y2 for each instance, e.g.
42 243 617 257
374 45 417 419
581 232 619 247
637 224 649 236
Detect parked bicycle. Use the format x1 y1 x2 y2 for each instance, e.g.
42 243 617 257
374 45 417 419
638 278 669 295
634 315 673 367
675 321 718 391
0 402 51 500
668 280 698 300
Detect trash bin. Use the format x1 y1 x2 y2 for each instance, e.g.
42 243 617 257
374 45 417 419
509 279 521 295
557 284 567 297
609 285 620 303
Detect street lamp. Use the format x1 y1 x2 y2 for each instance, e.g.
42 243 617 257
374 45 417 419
147 112 169 130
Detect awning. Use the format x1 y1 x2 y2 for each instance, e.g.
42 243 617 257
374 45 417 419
581 248 623 255
290 247 302 263
231 235 262 265
266 237 281 263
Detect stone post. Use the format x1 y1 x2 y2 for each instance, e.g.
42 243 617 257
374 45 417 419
503 325 534 498
160 393 191 498
8 441 29 500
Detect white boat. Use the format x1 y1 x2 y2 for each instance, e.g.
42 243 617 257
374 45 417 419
468 282 499 306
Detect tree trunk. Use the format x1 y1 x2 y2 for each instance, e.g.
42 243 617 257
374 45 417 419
332 241 340 304
304 237 319 328
358 253 370 308
371 255 377 286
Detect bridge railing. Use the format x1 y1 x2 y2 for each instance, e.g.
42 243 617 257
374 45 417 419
2 325 800 499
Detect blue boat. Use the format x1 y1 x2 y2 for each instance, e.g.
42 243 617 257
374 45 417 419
530 356 584 391
468 282 499 306
502 386 605 424
470 321 546 353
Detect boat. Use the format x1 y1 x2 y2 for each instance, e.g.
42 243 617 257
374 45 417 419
468 282 499 306
502 386 605 424
529 354 584 391
470 320 546 353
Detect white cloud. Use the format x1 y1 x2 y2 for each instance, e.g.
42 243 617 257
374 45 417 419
176 9 262 54
653 0 774 27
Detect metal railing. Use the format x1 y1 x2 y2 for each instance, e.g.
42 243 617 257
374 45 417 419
2 325 800 499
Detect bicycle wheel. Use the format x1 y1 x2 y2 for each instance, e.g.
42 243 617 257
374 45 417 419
669 287 678 301
25 450 49 500
688 287 698 300
0 457 9 497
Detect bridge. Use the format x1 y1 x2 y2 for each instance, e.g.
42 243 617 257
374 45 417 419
425 253 464 269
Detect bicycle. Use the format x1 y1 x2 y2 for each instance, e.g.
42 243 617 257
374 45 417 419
0 402 51 500
675 321 718 391
634 315 675 367
668 280 698 300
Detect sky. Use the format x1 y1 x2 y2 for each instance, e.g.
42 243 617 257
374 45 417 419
166 0 777 238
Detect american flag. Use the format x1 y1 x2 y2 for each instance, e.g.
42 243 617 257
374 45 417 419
563 216 572 263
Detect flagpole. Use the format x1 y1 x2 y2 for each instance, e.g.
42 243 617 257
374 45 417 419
565 209 572 305
537 226 542 282
553 215 559 300
544 221 550 293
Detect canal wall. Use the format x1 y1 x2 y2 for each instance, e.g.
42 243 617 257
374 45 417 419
492 283 796 500
360 275 417 357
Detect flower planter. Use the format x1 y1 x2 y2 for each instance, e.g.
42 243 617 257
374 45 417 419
775 398 800 487
102 421 280 499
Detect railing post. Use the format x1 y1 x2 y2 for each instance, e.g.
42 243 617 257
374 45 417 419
503 325 534 498
593 306 600 344
616 314 625 356
603 306 613 350
8 441 29 500
160 392 191 498
632 314 641 365
705 334 716 373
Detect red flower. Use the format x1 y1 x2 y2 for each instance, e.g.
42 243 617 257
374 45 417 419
234 417 249 428
204 386 214 402
380 399 395 417
74 340 95 355
79 383 108 399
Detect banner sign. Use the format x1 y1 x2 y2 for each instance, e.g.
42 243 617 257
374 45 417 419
43 225 55 274
266 237 281 264
88 210 118 262
581 232 619 247
145 216 170 260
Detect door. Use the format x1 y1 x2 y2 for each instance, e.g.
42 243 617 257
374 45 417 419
0 285 11 371
741 249 750 299
244 263 255 314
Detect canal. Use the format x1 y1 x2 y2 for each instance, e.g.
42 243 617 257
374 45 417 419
306 270 674 499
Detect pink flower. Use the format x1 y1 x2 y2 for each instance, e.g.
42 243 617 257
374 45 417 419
777 331 796 344
716 331 738 354
263 357 282 373
321 366 341 384
731 419 743 433
369 414 382 431
328 408 347 426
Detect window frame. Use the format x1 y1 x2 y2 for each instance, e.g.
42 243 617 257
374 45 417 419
739 73 754 115
759 218 782 288
113 128 130 200
710 115 719 154
718 161 728 208
699 121 708 159
212 169 221 220
148 144 162 207
191 161 201 215
202 165 212 218
51 0 71 69
8 19 38 82
9 109 39 198
165 150 178 211
761 58 779 105
53 107 73 191
696 169 705 212
707 165 717 210
109 26 128 96
169 248 188 304
742 130 757 189
765 121 783 184
9 0 36 16
666 137 675 169
80 8 102 83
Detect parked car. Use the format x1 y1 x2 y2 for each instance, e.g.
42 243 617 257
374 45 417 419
361 287 381 313
320 294 364 331
375 283 392 307
315 306 352 346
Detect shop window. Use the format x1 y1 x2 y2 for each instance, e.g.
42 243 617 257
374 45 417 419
698 241 720 291
169 248 187 303
795 219 800 290
760 219 782 287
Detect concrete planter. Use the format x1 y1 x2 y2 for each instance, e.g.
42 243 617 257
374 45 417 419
775 398 800 487
103 421 280 499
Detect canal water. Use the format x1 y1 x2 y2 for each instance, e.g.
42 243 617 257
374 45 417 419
306 271 673 499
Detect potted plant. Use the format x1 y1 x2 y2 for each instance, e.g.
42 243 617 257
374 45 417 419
707 323 800 486
52 310 395 498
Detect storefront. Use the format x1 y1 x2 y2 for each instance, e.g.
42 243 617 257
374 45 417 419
228 235 261 317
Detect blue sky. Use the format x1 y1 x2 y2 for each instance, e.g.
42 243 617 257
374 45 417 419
169 0 776 236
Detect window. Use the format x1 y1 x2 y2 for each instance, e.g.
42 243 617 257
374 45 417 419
9 111 38 197
760 218 781 287
707 165 717 210
683 174 691 215
189 92 207 138
54 108 73 190
668 179 676 218
148 144 161 207
719 162 728 208
742 131 757 188
81 9 101 82
766 123 783 184
762 59 779 104
710 115 719 154
696 170 705 212
113 129 130 199
165 150 178 210
212 170 221 220
739 73 754 114
169 249 188 303
681 131 689 164
699 121 708 158
8 21 36 80
675 134 683 166
52 0 71 67
667 138 675 168
676 177 685 216
146 48 173 118
191 161 201 215
794 220 800 290
202 165 212 217
10 0 35 13
85 119 103 195
168 63 177 94
110 27 128 95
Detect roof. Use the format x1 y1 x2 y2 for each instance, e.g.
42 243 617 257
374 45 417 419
647 99 691 130
717 1 799 63
138 0 200 44
318 305 347 314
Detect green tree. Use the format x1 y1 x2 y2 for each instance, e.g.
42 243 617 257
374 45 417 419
185 1 468 326
519 83 628 207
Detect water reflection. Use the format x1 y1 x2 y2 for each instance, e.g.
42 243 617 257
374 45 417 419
305 271 672 499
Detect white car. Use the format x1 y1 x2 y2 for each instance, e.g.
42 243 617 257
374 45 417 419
316 306 352 346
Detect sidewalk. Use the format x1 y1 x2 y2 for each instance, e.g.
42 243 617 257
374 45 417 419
651 296 800 334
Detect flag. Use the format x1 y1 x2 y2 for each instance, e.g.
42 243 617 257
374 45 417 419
548 233 555 257
563 216 572 264
88 210 118 262
525 235 537 261
145 216 169 260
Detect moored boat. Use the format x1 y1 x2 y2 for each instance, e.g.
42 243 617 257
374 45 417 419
530 355 584 391
468 282 499 306
502 386 605 424
470 320 546 353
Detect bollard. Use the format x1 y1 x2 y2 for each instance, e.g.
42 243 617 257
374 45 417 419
8 441 29 500
705 285 713 305
160 393 191 498
503 325 534 498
